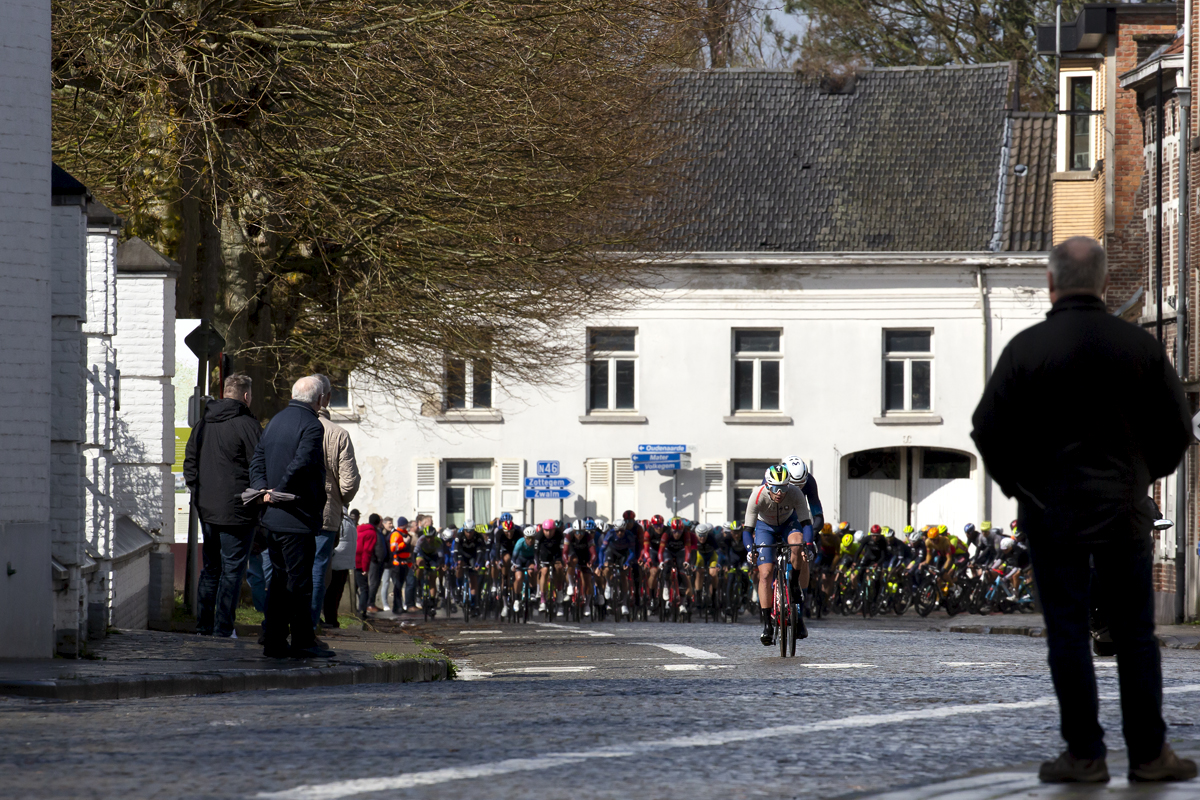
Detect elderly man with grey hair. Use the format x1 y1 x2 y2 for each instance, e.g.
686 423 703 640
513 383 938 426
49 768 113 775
311 374 360 629
972 237 1195 784
249 375 333 659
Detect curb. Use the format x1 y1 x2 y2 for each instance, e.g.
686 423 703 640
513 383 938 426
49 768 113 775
0 658 449 701
945 625 1200 650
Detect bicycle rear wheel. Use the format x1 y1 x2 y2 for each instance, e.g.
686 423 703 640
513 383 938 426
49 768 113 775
787 597 798 657
776 573 788 658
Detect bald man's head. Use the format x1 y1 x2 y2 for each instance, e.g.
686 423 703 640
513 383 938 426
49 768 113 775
291 376 323 407
1048 236 1107 301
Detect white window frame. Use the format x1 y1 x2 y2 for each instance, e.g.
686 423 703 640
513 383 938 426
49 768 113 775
731 329 783 413
730 460 777 519
586 328 638 413
443 460 494 526
1058 69 1097 173
443 358 492 411
882 329 934 414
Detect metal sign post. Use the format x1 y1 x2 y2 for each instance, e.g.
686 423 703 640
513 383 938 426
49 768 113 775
182 321 226 616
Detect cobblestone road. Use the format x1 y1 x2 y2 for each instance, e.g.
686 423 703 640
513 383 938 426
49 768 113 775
3 617 1198 799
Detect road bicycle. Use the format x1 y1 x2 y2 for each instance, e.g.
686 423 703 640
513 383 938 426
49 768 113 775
753 541 806 658
414 564 440 621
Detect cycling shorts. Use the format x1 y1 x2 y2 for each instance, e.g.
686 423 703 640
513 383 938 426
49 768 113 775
753 515 811 565
454 551 481 566
512 554 535 570
415 552 443 567
605 548 633 566
660 549 687 570
538 549 563 564
693 551 719 569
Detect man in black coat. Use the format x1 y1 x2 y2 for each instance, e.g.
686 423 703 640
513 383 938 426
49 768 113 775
972 237 1195 784
249 375 330 659
182 373 262 637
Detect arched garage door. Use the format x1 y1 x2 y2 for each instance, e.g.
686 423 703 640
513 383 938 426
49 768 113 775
841 447 975 532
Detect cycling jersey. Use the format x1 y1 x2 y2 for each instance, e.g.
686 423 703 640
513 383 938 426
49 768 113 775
415 534 444 561
884 537 913 566
535 529 565 563
718 533 748 568
453 531 486 567
491 529 522 560
511 538 537 567
658 530 697 562
817 532 840 555
565 533 596 566
602 526 639 566
857 536 887 567
838 540 862 562
744 478 821 529
694 533 719 568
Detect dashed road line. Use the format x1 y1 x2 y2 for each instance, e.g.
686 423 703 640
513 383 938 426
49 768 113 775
635 643 724 659
257 687 1200 799
493 666 596 674
660 664 736 671
800 663 875 669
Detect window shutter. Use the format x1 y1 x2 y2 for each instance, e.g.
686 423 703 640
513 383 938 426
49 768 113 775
414 458 440 520
613 458 636 521
585 458 613 523
498 459 524 519
700 460 727 524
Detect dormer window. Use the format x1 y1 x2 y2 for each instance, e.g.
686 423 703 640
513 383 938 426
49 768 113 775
1068 76 1093 171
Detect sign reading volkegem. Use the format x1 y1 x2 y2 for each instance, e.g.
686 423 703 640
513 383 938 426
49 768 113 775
637 444 687 454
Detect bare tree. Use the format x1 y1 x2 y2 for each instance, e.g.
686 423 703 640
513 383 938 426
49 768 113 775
53 0 691 414
785 0 1086 110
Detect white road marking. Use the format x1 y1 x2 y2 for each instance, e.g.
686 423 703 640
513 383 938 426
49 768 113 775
526 622 615 638
493 666 596 674
660 664 736 671
801 663 875 669
458 630 503 635
488 658 663 665
939 662 1016 668
453 660 492 681
635 643 724 660
259 687 1200 800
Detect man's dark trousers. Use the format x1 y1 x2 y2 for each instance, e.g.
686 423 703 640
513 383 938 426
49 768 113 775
264 529 317 653
197 524 256 636
196 524 223 635
1026 517 1165 764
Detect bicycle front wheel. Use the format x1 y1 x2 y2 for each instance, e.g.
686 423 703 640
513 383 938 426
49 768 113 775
776 574 788 658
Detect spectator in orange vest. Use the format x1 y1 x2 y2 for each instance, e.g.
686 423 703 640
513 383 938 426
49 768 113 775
389 516 413 614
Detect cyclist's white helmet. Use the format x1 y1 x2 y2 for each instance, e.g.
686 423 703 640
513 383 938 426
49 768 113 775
853 530 865 544
999 537 1015 553
522 525 536 538
783 456 808 487
440 528 455 542
695 522 714 537
571 518 584 532
764 464 789 488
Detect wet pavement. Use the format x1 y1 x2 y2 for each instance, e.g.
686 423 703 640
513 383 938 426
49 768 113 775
2 614 1197 799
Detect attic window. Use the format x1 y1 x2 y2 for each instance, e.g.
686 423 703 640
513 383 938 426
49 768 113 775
1068 76 1092 171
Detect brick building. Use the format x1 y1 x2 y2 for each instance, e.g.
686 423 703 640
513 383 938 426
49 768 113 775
1039 2 1199 623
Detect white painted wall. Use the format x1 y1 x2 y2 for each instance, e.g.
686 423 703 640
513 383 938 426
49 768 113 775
0 0 54 657
340 255 1050 536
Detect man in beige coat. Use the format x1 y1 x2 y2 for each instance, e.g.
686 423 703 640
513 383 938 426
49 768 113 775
311 374 361 628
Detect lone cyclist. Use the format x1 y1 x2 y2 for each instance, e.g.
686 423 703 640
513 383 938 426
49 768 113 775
744 459 823 646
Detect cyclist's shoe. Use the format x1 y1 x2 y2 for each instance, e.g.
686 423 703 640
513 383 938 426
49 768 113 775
1129 744 1198 782
1038 752 1109 783
795 605 808 639
759 608 773 646
583 607 590 617
621 604 630 616
538 599 546 612
512 600 521 613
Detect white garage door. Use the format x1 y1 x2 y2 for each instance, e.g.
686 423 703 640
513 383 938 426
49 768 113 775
841 448 908 531
913 449 975 533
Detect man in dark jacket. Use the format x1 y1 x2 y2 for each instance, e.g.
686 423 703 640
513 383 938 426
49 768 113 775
182 373 261 637
972 237 1195 784
249 376 330 659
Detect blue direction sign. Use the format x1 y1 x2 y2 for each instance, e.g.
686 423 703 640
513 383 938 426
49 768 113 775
637 444 687 454
524 488 573 500
524 477 573 489
631 454 691 471
631 453 683 464
536 460 560 477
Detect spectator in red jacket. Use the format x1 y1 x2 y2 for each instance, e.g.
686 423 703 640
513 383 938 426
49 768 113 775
355 514 380 616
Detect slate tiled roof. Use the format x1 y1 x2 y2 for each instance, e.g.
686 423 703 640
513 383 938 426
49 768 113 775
999 112 1056 252
640 64 1019 252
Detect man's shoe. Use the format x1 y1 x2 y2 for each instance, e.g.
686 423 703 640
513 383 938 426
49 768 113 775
324 619 340 629
1038 752 1110 783
262 646 290 659
1129 744 1198 782
290 644 336 659
366 606 381 613
760 628 773 646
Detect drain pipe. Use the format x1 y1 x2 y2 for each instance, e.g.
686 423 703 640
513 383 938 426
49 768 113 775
1175 2 1192 623
977 265 991 524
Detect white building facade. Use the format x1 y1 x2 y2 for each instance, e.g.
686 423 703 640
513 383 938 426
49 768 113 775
342 254 1050 533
